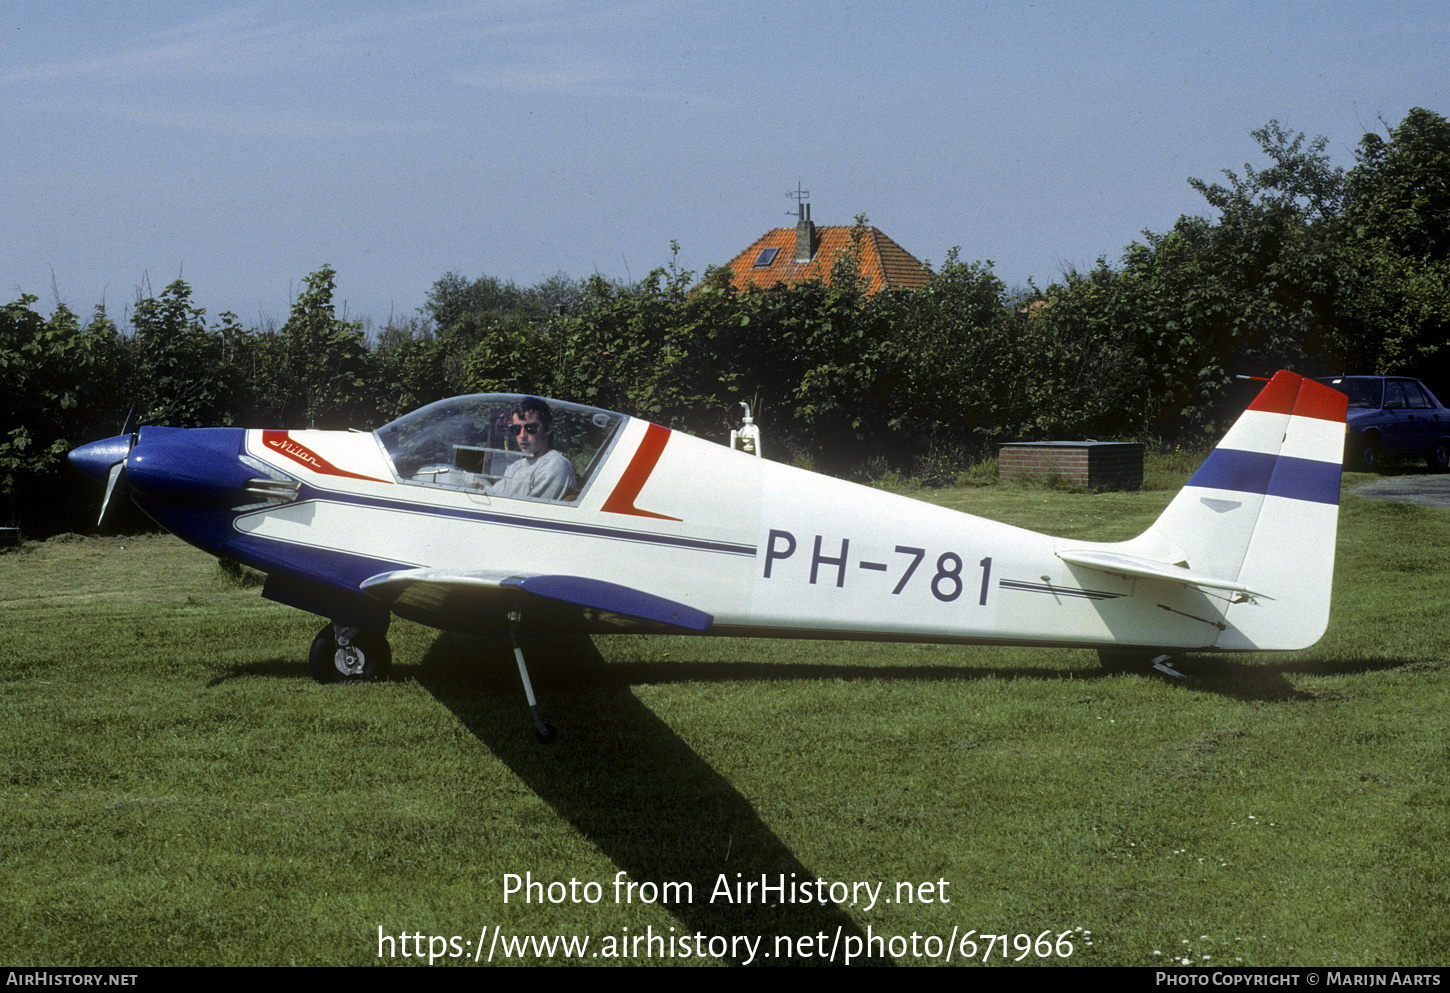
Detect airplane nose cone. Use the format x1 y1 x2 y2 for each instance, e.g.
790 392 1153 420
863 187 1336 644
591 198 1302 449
68 434 133 485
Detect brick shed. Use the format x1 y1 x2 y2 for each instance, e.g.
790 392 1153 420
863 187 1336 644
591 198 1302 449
997 441 1143 491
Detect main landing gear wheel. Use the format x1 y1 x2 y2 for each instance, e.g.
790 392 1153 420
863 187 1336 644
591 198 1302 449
308 623 392 683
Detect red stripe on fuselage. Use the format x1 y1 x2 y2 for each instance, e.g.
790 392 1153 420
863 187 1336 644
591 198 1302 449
601 423 682 521
261 430 391 483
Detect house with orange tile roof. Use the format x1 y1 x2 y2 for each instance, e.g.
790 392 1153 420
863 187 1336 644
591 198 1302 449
717 205 931 295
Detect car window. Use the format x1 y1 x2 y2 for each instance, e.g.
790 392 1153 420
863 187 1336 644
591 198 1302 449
1316 377 1382 408
1384 381 1407 410
1400 380 1432 409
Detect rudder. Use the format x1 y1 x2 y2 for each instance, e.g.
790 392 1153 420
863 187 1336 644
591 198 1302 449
1217 373 1347 648
1057 371 1346 652
1137 372 1347 648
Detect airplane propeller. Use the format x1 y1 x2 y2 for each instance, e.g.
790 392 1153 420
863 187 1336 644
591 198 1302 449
68 405 138 529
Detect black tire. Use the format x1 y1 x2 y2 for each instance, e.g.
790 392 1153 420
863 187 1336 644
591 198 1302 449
1429 440 1450 473
1355 436 1380 472
308 623 392 683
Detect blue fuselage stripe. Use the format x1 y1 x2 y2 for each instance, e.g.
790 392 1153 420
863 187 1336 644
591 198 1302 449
1187 449 1341 505
293 485 760 556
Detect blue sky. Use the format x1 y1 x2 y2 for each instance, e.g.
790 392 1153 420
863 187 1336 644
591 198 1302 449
3 1 1444 329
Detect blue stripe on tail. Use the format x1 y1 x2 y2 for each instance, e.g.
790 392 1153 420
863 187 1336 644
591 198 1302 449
1187 449 1341 505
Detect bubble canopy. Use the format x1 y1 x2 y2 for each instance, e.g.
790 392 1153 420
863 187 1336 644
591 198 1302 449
374 394 628 503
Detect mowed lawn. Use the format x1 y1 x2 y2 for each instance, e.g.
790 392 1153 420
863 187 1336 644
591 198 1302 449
1 474 1447 967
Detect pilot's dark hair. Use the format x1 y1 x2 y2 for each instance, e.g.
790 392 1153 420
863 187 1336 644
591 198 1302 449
511 396 553 433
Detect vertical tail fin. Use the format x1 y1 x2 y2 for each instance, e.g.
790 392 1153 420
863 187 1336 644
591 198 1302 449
1115 371 1348 649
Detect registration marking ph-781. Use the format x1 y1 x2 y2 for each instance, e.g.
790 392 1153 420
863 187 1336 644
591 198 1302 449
761 529 994 606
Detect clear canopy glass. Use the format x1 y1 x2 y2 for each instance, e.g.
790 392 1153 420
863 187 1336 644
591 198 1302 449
374 394 627 503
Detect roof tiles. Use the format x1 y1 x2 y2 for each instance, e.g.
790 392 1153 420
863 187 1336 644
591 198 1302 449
718 225 931 295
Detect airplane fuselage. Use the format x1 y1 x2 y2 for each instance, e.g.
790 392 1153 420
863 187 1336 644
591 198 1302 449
118 417 1217 652
72 376 1345 668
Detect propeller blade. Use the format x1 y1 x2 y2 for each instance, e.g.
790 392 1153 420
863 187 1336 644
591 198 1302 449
99 462 128 528
69 406 140 529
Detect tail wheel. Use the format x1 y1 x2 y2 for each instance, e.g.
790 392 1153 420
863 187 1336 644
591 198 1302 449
308 623 391 683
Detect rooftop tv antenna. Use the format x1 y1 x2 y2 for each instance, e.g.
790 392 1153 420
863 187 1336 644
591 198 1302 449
785 181 809 216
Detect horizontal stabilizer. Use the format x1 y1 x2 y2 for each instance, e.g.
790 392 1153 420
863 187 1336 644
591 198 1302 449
1056 548 1270 599
361 568 712 632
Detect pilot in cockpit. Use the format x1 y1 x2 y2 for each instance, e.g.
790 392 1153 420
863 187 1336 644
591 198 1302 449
485 396 578 500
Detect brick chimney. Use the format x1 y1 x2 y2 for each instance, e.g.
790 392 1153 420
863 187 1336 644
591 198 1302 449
794 203 815 263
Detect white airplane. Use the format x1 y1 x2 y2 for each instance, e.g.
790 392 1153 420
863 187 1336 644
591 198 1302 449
69 371 1347 742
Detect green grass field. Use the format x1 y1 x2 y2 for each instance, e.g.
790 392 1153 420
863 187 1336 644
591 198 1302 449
2 470 1447 967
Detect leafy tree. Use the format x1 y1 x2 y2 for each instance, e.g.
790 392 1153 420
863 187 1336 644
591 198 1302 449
1010 260 1140 439
128 279 247 427
424 271 524 332
372 316 449 422
424 270 588 332
553 252 701 419
250 266 375 428
1056 121 1355 434
1189 121 1345 224
522 270 588 318
415 269 592 414
458 311 564 398
1340 108 1450 374
1 295 124 526
1348 108 1450 262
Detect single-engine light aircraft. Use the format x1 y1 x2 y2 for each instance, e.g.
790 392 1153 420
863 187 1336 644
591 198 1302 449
70 372 1347 743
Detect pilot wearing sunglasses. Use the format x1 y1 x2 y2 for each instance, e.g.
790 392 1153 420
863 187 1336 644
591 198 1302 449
489 396 578 500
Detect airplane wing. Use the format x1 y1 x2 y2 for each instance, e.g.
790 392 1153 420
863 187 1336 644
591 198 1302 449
1056 549 1271 599
360 568 714 634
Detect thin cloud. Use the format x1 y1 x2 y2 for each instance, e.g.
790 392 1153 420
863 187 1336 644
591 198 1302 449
2 3 503 86
453 44 720 107
455 47 630 95
45 96 442 139
3 1 701 97
2 7 301 85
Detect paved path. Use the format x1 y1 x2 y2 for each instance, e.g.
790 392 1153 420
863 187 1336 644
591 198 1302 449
1353 474 1450 509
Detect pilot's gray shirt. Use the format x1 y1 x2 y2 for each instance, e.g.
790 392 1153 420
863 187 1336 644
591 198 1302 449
491 448 577 500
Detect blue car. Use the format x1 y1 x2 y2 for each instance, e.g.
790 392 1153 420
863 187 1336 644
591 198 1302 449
1314 376 1450 472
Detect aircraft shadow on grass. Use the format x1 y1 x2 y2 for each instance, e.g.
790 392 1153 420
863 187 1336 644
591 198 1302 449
211 639 1418 707
403 633 1432 964
412 630 895 966
403 632 887 962
194 630 1430 966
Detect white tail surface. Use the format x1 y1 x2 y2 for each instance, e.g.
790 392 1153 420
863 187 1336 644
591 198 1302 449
1093 372 1347 650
